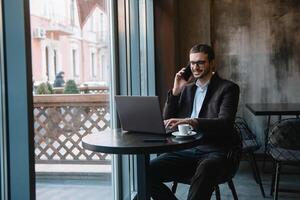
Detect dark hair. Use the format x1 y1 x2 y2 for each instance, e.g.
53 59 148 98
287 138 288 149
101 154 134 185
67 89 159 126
189 44 215 61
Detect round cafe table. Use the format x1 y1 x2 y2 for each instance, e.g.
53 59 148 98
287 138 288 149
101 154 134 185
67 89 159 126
82 129 203 200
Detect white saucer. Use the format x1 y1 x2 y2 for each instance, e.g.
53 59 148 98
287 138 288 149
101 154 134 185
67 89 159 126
172 131 197 137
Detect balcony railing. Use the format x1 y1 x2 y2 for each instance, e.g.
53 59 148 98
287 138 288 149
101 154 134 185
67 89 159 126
52 85 109 94
34 93 111 165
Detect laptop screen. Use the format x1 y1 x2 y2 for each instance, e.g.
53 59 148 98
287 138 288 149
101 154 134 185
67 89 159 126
115 96 167 134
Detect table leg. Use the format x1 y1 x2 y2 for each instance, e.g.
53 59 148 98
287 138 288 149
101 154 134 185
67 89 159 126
262 115 271 172
136 154 150 200
264 115 271 150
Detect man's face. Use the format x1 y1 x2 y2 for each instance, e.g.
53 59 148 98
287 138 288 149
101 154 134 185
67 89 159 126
189 52 213 79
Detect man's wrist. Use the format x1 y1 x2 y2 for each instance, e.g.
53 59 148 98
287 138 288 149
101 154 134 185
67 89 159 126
185 118 198 130
172 88 180 96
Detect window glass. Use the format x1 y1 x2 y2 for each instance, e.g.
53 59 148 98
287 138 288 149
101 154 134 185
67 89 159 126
53 49 58 76
72 49 79 77
30 1 113 199
91 51 97 78
70 0 75 26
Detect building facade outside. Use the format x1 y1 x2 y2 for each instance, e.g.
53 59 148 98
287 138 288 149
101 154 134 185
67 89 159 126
30 0 109 87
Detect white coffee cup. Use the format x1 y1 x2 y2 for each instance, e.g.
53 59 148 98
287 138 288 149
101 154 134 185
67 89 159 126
178 124 192 135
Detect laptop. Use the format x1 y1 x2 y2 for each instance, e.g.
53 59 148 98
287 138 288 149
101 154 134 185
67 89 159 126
115 95 175 134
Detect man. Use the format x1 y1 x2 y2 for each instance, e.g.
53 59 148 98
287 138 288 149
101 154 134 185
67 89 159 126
149 44 240 200
53 71 65 87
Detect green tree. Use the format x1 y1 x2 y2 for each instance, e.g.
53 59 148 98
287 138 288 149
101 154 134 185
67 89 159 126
36 82 52 94
46 82 53 94
64 80 79 94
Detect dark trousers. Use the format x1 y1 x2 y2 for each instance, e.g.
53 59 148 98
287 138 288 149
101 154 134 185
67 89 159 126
149 148 228 200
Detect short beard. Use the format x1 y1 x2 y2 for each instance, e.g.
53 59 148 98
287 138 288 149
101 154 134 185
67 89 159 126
194 69 209 79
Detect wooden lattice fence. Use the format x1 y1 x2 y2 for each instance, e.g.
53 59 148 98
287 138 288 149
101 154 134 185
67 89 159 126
33 94 111 164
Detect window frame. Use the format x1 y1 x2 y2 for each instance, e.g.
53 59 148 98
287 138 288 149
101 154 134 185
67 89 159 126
0 0 8 199
115 0 156 199
2 0 35 199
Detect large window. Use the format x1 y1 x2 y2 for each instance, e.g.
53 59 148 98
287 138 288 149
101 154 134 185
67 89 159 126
116 1 155 198
30 0 113 199
1 1 156 200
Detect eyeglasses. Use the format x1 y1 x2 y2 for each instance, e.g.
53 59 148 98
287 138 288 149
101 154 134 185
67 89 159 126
189 60 206 66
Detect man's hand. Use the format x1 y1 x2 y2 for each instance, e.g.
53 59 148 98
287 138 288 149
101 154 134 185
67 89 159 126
172 68 194 96
164 118 197 129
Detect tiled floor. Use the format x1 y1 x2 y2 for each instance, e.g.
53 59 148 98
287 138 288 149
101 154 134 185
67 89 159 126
176 161 300 200
36 178 113 200
36 161 300 200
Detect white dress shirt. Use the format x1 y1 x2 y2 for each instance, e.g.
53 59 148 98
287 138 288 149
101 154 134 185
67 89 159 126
190 79 210 118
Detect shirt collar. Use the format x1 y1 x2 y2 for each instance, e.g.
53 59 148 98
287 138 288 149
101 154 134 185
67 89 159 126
195 79 210 92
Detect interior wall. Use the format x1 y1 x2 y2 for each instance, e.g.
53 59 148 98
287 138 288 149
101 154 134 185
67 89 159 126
154 0 178 106
212 0 300 144
177 0 211 67
154 0 211 106
213 0 300 107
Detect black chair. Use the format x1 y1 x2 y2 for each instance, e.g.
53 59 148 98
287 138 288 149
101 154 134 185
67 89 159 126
171 144 242 200
267 118 300 200
235 117 266 197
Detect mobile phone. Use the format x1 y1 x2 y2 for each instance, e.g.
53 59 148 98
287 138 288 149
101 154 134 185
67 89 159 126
182 64 192 81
